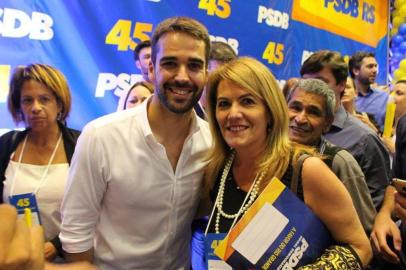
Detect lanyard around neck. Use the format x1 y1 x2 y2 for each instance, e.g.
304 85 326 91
10 133 63 196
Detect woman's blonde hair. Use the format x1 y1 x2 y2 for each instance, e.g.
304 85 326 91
205 57 313 192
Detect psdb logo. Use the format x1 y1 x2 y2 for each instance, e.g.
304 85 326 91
0 8 54 40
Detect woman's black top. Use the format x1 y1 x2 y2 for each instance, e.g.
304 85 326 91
207 159 303 233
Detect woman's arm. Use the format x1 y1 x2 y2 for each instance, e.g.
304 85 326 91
301 157 372 268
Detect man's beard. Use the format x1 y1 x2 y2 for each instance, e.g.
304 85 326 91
359 75 374 86
157 81 202 114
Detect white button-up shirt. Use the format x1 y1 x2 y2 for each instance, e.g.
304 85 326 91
60 99 211 270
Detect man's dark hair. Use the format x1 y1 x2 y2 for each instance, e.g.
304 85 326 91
209 41 237 63
151 16 211 68
300 50 348 85
348 51 375 78
133 40 151 61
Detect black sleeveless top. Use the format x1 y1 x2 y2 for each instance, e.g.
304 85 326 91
208 159 303 233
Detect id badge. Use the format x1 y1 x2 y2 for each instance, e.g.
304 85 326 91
205 233 232 270
9 193 41 226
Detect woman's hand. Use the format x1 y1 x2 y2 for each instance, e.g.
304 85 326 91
355 112 379 133
44 242 57 261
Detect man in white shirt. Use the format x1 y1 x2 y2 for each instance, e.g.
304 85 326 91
60 16 212 270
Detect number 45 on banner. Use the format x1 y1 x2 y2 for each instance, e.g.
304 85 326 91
263 42 285 65
105 20 153 51
198 0 231 19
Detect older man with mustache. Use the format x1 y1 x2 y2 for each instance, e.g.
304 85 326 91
286 78 376 234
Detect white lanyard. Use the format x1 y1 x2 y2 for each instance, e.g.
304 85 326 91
10 133 63 196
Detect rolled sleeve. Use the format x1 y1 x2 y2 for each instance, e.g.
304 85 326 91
60 123 108 253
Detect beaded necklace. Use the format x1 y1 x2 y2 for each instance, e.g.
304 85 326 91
206 151 266 234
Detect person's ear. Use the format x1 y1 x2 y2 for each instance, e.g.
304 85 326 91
352 67 360 78
56 100 63 119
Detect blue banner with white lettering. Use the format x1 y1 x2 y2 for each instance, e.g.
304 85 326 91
0 0 389 131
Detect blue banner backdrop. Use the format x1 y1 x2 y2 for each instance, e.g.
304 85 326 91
0 0 389 131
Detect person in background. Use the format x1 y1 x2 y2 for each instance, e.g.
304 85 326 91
300 50 391 210
197 41 237 116
0 204 97 270
60 16 211 269
370 112 406 269
286 78 376 234
342 76 379 134
133 40 152 83
379 80 406 158
117 40 153 112
123 81 154 110
0 64 80 261
394 109 406 181
207 41 237 72
349 51 389 131
204 57 371 269
282 77 299 99
342 76 357 113
394 80 406 126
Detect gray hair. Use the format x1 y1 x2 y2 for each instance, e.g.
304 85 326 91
288 78 336 120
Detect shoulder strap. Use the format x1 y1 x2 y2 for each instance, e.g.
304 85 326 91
0 130 22 203
11 132 18 147
1 131 19 160
58 122 80 164
291 154 309 195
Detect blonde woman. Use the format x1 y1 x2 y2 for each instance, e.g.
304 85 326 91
204 57 372 269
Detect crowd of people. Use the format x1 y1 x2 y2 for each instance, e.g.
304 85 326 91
0 15 405 270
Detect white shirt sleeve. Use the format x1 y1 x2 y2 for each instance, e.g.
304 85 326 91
60 123 108 253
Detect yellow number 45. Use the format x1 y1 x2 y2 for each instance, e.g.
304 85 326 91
105 20 153 51
263 42 284 65
198 0 231 19
17 198 30 207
